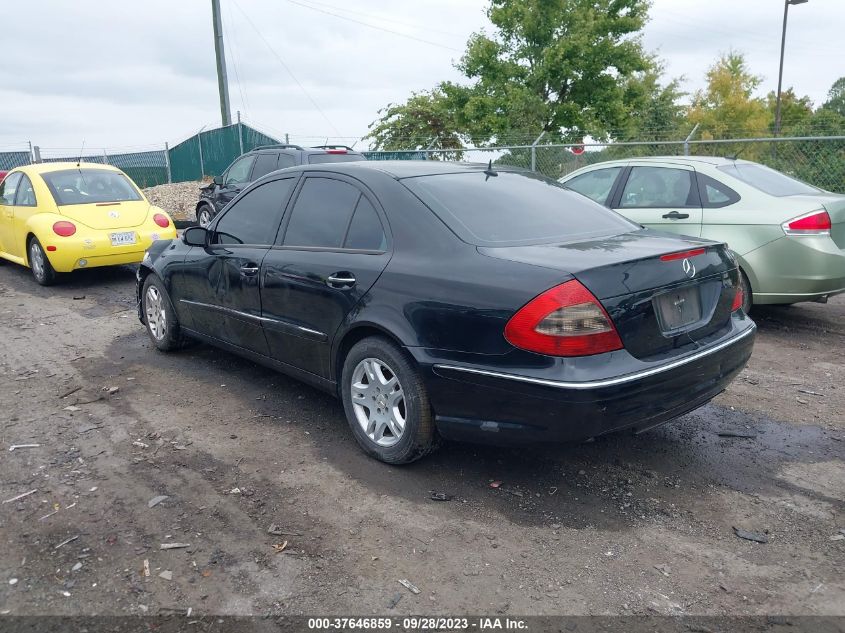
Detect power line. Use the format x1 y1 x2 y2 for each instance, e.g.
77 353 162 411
230 0 341 136
284 0 462 52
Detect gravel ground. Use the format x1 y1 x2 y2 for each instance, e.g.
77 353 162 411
143 182 204 221
0 262 842 620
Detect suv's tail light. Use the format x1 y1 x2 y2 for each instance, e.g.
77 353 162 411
52 221 76 237
782 210 831 235
153 213 170 228
731 286 744 312
504 279 623 357
326 149 347 154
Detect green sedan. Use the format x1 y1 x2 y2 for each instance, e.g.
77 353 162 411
560 157 845 312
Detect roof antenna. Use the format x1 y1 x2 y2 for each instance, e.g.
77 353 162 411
76 140 86 168
725 147 744 161
483 159 498 181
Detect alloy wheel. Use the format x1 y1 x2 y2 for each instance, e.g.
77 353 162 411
198 207 212 228
29 241 46 282
350 358 406 447
145 285 167 341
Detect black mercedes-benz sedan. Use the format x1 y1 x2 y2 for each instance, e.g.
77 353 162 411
137 161 755 464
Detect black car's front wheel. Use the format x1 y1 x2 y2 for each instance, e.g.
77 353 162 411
142 275 187 352
197 204 215 228
341 337 437 464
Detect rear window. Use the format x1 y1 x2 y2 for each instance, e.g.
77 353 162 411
307 153 365 164
716 163 820 197
42 169 142 205
402 171 636 246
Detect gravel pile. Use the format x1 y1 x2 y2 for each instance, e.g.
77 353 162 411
142 181 205 221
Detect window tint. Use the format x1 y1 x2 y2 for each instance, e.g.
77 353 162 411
277 153 296 169
224 156 255 186
283 178 361 248
251 153 278 180
697 173 740 208
41 169 141 205
403 171 636 247
0 172 22 205
619 166 697 208
344 197 386 250
213 178 294 245
15 174 36 206
564 167 622 205
717 162 819 196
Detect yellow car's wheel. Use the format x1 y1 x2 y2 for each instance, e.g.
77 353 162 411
28 237 58 286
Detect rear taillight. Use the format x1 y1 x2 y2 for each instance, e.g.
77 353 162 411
153 213 170 228
504 279 623 357
326 149 347 154
52 221 76 237
783 210 831 235
731 286 744 312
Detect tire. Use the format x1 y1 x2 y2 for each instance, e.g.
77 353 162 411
141 274 187 352
341 336 437 464
739 268 753 314
197 204 215 228
28 237 58 286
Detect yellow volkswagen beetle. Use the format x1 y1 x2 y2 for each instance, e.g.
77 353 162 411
0 162 176 285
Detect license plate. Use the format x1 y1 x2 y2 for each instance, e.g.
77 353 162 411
110 231 136 246
654 285 702 333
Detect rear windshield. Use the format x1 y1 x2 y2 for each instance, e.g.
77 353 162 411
402 170 637 246
307 153 366 164
42 169 142 205
716 162 820 197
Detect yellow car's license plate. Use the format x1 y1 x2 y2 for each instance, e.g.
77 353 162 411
110 231 137 246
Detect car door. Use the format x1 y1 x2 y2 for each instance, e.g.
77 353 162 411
261 174 391 378
249 152 280 181
0 172 22 258
563 166 624 206
173 176 297 356
610 163 703 237
214 155 255 212
10 174 38 259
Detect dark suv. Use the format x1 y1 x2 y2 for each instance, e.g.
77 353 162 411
195 144 366 226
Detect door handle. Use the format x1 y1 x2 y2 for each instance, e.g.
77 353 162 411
240 264 259 276
326 272 356 289
662 211 690 219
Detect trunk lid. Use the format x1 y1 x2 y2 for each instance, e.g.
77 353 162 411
480 229 740 361
58 200 152 230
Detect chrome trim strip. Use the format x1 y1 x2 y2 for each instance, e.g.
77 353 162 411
434 325 755 391
179 299 326 339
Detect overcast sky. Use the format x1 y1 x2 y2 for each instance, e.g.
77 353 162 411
0 0 841 154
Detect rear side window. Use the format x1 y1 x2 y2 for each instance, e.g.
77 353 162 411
0 172 22 205
15 174 36 206
307 153 365 164
251 153 279 180
213 178 294 245
283 177 361 248
403 171 636 247
344 197 386 251
717 162 820 196
41 169 142 205
564 167 622 206
277 153 296 169
619 166 698 208
697 173 740 208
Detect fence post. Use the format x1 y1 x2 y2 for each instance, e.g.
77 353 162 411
164 142 172 184
530 131 546 172
684 124 700 157
103 149 109 165
197 133 205 180
237 110 244 154
27 141 33 165
33 145 42 163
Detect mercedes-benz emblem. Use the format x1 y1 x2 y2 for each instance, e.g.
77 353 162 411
682 258 696 278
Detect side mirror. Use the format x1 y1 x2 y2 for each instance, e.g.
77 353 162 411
213 175 223 186
182 226 208 247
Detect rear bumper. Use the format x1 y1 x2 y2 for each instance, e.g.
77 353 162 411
46 229 177 272
412 317 755 444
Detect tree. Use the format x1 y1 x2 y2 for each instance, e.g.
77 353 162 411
821 77 845 117
765 87 813 135
687 52 771 142
366 0 654 149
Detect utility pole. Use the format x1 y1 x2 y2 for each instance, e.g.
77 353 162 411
212 0 232 127
774 0 808 137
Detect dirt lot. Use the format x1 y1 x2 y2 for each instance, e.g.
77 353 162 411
0 261 842 618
